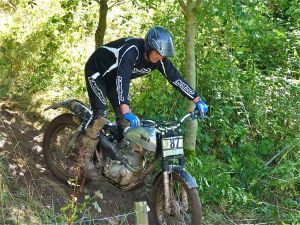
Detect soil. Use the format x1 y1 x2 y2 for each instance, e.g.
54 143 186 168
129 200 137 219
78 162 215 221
0 102 154 225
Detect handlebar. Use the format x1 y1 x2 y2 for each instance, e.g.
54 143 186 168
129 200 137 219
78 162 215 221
141 111 208 132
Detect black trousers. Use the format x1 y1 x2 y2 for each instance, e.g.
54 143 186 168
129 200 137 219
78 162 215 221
85 70 123 121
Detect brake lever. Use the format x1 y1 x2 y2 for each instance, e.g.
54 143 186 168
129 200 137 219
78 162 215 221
190 110 209 120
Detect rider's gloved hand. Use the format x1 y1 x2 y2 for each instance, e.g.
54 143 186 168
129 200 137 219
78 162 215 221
123 113 140 128
195 99 208 114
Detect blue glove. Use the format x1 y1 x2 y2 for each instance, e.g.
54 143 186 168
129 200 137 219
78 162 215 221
123 113 140 128
195 99 208 114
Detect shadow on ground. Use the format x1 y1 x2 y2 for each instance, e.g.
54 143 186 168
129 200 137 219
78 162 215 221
0 102 154 225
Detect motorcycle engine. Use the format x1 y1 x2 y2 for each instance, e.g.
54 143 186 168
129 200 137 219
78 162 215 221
103 127 157 186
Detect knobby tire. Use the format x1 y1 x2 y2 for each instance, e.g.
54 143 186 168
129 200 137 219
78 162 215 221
43 113 81 184
152 172 202 225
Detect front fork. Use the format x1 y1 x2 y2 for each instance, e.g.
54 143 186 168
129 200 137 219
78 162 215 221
162 156 185 214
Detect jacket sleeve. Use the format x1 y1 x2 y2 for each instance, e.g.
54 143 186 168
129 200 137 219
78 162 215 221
157 57 198 101
116 45 139 105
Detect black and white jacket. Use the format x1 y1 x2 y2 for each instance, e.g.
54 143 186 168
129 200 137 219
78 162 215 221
85 37 198 105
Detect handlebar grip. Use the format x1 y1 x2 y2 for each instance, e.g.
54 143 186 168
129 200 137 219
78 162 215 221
191 110 208 119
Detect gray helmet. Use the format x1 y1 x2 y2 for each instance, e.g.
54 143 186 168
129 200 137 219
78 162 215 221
145 26 174 57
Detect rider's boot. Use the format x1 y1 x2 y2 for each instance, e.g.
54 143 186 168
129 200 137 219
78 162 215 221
78 117 106 179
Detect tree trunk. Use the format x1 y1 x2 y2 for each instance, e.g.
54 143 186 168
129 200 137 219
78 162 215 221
95 0 108 48
179 0 198 157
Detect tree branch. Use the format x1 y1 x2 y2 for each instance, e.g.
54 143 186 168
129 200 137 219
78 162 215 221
265 144 294 166
191 0 201 10
108 0 131 9
178 0 188 16
95 0 108 47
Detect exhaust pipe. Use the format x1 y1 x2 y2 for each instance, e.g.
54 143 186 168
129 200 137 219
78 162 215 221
98 133 123 160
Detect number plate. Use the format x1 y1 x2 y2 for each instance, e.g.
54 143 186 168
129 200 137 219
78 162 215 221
162 136 184 157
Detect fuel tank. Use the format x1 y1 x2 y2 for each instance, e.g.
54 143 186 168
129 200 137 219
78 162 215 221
123 127 158 152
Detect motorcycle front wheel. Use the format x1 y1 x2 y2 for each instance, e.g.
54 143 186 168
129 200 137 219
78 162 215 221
43 113 82 184
152 172 202 225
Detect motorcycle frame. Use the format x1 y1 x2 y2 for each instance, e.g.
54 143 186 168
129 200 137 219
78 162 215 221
45 99 199 203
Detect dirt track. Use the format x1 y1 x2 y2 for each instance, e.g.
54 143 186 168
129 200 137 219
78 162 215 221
0 103 153 224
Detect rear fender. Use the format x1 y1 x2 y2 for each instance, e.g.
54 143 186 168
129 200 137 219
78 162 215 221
44 99 92 122
153 166 198 189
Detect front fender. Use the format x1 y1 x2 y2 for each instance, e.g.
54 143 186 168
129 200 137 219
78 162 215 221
153 166 198 189
44 99 92 122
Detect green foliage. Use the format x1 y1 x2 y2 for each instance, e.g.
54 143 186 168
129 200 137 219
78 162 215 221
56 192 104 224
0 0 98 108
132 0 300 223
185 0 300 222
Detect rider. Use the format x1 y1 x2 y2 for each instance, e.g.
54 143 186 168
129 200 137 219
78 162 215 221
80 26 208 179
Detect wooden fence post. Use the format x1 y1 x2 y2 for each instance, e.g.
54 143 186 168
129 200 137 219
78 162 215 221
134 201 149 225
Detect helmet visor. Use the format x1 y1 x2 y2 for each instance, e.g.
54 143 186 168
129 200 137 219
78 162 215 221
157 40 174 57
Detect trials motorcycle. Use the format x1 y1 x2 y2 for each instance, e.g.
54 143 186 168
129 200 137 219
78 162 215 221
43 99 203 225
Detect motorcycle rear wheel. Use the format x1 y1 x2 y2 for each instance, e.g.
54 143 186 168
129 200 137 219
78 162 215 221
43 113 82 184
152 172 202 225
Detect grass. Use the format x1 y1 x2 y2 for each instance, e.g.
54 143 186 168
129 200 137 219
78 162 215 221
0 160 43 224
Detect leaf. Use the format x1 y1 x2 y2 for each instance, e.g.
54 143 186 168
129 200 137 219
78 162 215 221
92 202 102 213
94 190 103 199
284 198 299 208
0 192 9 204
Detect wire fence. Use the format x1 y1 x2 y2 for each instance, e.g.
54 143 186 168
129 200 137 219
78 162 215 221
43 202 149 225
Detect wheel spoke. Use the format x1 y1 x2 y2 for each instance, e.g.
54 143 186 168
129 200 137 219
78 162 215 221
154 173 200 225
50 125 79 178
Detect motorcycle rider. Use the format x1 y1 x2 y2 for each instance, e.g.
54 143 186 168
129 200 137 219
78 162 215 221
80 26 208 179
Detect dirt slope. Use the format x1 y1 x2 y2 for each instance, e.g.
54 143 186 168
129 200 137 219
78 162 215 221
0 103 153 225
